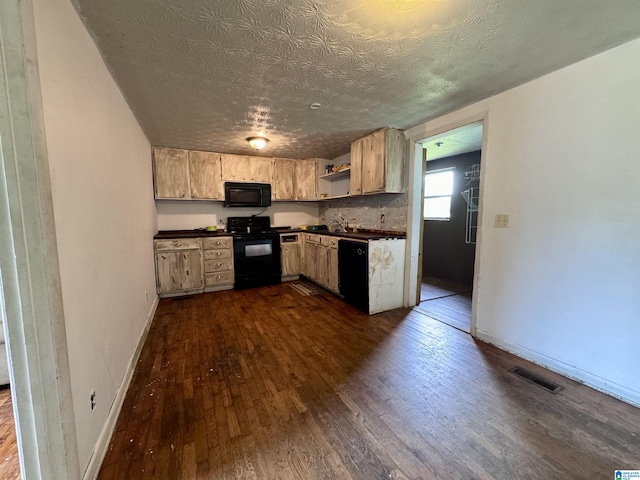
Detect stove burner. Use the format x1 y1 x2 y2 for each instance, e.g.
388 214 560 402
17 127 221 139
226 216 275 235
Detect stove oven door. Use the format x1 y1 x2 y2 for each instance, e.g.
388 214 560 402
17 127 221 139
233 235 281 289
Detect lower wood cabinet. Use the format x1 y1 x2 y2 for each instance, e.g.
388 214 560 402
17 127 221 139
154 236 234 297
155 239 203 296
280 233 302 280
302 233 339 293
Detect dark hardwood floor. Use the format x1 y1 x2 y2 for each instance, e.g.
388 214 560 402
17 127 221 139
417 276 472 332
0 386 20 479
98 283 640 479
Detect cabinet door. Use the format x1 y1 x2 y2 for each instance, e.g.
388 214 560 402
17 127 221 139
384 128 405 193
153 147 190 199
221 154 251 181
273 158 296 200
327 247 339 293
350 139 363 196
362 129 386 194
189 151 222 199
156 249 203 293
247 156 273 183
156 251 181 293
316 244 329 288
303 241 316 279
281 243 301 276
295 159 317 200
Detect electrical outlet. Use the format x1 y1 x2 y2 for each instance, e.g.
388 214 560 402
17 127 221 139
495 214 510 228
145 291 149 304
90 390 96 411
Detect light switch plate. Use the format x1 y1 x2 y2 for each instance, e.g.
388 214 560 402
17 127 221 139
495 214 510 228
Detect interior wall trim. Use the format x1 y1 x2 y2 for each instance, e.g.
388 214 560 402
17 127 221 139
82 296 159 480
0 0 82 478
476 331 640 408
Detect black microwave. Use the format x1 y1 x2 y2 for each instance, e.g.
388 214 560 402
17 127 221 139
224 182 272 208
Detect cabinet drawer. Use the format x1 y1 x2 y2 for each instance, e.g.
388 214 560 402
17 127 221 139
155 238 201 251
202 237 232 249
325 236 339 249
204 258 233 273
280 233 300 244
205 271 234 286
204 248 232 260
304 233 322 244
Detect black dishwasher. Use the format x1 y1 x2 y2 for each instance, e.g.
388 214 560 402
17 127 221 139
338 240 369 313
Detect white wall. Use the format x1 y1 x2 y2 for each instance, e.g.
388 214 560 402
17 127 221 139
156 201 320 230
33 0 157 473
406 38 640 405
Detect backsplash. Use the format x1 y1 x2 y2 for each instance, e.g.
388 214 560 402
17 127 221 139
156 201 320 231
319 193 408 232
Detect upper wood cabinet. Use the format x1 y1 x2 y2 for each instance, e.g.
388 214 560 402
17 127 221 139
221 154 272 183
250 157 273 183
272 158 296 200
189 151 222 200
350 140 363 196
351 128 405 195
295 159 318 200
220 154 250 181
153 148 190 199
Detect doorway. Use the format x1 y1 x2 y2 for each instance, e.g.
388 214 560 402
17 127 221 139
414 122 483 333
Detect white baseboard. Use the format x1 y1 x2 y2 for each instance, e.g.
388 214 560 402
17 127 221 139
475 331 640 408
82 295 159 480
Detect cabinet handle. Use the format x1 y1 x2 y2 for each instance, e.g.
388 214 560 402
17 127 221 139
217 262 223 266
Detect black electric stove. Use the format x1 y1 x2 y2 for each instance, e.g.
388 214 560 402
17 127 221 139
227 217 281 289
227 216 277 236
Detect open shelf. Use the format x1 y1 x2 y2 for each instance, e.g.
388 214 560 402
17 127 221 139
319 168 350 180
318 194 350 201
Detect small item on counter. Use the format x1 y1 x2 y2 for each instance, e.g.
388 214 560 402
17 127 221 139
205 225 217 232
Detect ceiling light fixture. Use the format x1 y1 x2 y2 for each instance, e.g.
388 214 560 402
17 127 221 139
310 103 322 110
247 136 268 150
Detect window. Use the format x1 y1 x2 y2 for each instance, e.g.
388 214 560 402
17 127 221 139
424 168 454 220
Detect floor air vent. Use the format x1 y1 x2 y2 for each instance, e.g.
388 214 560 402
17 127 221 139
509 366 563 394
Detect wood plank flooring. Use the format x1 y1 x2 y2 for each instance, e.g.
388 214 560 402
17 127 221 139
417 276 472 333
0 386 20 479
420 276 472 301
98 283 640 479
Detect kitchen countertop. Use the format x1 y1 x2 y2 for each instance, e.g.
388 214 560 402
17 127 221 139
154 229 232 239
154 229 405 241
278 228 405 241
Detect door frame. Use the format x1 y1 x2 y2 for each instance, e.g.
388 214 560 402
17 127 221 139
404 110 491 337
0 0 80 478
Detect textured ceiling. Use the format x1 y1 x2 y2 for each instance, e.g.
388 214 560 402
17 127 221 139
423 121 482 161
72 0 640 159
